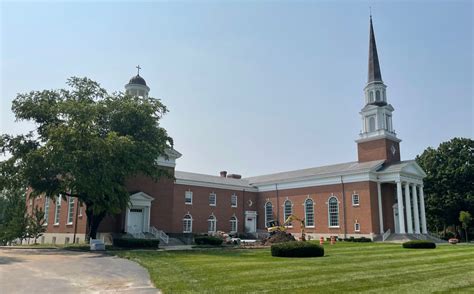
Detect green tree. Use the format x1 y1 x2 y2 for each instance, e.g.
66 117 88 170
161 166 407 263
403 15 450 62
27 207 46 244
416 137 474 233
459 211 472 242
0 189 29 245
0 77 173 241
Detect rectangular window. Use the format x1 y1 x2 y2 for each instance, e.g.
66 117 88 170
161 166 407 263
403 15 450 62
185 191 193 205
44 198 50 225
54 196 61 225
209 193 216 206
231 194 237 207
65 237 70 244
79 205 83 217
67 197 74 224
352 194 360 206
355 222 361 232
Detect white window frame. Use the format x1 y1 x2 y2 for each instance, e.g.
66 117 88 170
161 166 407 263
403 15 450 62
79 205 83 217
43 198 50 225
264 201 273 227
183 214 193 233
328 196 340 228
352 193 360 207
304 198 315 228
185 191 193 205
231 194 238 208
208 215 217 233
354 222 361 232
54 195 61 225
230 216 238 233
67 197 74 225
284 200 293 227
209 192 217 206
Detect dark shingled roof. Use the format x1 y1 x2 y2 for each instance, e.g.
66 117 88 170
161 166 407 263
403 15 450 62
128 75 147 86
368 16 383 83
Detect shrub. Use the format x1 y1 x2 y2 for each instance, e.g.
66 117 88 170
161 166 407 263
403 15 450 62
271 241 324 258
402 240 436 249
194 235 223 246
113 238 159 249
344 237 372 242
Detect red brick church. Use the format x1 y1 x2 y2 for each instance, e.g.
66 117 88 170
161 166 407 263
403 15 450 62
28 17 428 245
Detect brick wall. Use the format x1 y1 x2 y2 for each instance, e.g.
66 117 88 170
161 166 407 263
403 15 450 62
256 181 379 236
357 138 400 163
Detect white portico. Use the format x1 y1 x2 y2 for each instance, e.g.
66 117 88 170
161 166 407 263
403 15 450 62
376 161 428 236
125 192 154 234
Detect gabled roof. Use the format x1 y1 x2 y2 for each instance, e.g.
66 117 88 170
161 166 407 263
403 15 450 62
245 160 385 185
377 160 427 177
175 171 254 189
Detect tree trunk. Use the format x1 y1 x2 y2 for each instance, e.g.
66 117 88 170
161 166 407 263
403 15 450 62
465 228 469 243
85 208 106 243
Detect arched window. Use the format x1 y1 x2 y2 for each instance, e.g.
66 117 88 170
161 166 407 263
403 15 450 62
369 116 376 132
265 202 273 227
376 90 381 101
183 214 193 233
208 215 217 233
369 91 374 102
283 200 293 226
328 197 339 227
305 199 314 227
230 216 238 233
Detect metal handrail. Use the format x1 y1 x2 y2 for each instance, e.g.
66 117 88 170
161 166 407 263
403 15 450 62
150 226 169 244
382 228 391 242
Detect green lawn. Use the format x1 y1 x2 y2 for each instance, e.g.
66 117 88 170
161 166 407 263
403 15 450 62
116 242 474 293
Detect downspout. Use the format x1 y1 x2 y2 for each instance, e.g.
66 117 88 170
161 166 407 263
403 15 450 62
242 188 245 234
73 199 79 244
340 176 347 239
275 184 280 223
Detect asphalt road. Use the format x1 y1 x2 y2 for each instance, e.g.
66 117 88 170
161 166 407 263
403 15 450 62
0 248 158 293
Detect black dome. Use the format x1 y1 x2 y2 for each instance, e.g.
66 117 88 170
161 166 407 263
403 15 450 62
128 75 147 86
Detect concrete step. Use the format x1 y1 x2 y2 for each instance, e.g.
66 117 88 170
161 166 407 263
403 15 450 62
161 237 185 247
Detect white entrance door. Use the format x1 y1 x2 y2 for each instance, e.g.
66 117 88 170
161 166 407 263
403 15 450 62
393 204 399 234
245 212 257 233
129 208 144 233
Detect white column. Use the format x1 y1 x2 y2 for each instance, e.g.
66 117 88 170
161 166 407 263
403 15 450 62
396 181 406 234
419 185 428 234
412 184 421 234
377 182 384 234
404 182 413 234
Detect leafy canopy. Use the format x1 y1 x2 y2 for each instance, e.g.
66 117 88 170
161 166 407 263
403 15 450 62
416 137 474 230
0 77 172 219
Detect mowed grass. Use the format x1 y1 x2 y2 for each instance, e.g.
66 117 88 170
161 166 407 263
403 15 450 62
116 242 474 293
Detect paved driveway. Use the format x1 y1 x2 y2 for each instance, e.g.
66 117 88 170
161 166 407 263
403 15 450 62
0 248 158 293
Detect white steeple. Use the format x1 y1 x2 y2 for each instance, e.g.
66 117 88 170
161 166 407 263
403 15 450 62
357 16 399 143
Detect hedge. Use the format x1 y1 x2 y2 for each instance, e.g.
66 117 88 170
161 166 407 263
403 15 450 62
402 240 436 249
271 241 324 258
343 237 372 242
113 238 160 249
194 236 223 246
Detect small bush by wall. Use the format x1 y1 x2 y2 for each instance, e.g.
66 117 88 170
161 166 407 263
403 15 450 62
343 237 372 242
402 240 436 249
271 241 324 258
113 238 160 249
194 235 223 246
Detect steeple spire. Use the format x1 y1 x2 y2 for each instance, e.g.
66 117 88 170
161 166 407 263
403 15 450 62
368 16 382 83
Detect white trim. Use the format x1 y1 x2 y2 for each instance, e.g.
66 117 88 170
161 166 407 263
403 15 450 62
53 195 61 225
328 196 339 228
185 190 193 205
175 180 257 192
231 193 238 208
209 192 217 206
264 201 273 228
183 214 193 233
351 193 360 206
304 198 315 228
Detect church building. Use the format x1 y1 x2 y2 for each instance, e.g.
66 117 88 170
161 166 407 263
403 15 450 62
28 17 429 245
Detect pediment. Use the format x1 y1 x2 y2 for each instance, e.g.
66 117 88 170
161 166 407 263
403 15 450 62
401 162 427 177
130 191 154 202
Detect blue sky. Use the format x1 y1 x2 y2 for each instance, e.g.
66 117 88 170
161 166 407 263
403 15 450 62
1 1 472 177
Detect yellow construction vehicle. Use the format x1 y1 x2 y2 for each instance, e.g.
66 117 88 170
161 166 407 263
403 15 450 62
267 214 306 241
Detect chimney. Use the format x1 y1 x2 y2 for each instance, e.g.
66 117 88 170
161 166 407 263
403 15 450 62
220 171 227 177
227 174 242 179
